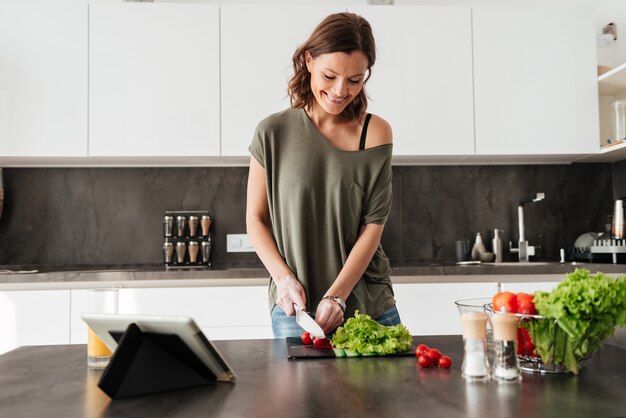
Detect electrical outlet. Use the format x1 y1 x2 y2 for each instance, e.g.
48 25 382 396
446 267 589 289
226 234 255 253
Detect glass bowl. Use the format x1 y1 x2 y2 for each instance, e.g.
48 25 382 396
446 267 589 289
483 304 601 374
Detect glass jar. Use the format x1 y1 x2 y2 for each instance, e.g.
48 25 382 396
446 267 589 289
610 100 626 144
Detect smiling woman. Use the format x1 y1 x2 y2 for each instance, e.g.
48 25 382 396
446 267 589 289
246 12 399 340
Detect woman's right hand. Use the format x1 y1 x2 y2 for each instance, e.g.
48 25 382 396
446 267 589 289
275 275 306 316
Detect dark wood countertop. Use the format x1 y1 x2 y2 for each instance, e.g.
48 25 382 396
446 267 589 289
1 262 625 289
1 336 624 418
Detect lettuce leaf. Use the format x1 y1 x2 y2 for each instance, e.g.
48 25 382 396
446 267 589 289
330 311 412 355
528 269 626 374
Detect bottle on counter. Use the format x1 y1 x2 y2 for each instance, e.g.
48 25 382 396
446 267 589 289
491 313 521 382
492 229 504 263
471 233 487 261
460 311 490 381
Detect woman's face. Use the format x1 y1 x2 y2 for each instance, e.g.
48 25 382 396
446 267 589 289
305 50 368 116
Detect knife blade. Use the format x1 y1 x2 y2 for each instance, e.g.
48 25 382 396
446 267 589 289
294 304 325 339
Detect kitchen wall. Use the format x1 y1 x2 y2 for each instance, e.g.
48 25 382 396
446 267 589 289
0 163 614 268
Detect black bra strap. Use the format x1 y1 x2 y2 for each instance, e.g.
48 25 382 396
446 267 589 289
359 113 372 150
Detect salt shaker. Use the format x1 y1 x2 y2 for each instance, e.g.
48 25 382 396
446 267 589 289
491 313 521 381
460 312 490 381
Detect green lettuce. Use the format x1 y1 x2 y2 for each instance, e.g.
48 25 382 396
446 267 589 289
330 311 412 355
526 269 626 374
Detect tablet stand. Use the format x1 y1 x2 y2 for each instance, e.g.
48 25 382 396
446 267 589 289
98 323 217 399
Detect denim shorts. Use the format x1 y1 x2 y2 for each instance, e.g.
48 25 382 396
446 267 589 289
270 304 402 339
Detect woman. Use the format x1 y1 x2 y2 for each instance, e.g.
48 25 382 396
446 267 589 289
246 12 399 338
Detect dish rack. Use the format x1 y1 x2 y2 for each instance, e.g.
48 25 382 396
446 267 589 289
484 304 601 374
589 238 626 264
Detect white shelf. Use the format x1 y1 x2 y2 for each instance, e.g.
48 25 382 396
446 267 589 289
575 141 626 163
598 62 626 95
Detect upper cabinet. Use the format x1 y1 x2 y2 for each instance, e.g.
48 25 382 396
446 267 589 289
89 3 220 157
348 6 474 157
472 6 599 156
0 2 87 157
0 3 606 164
220 5 344 157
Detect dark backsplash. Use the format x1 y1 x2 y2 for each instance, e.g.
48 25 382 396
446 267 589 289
0 163 617 267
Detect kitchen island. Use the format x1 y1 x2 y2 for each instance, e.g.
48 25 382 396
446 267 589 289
0 336 624 418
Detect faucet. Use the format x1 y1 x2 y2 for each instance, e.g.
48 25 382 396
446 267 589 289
510 193 545 262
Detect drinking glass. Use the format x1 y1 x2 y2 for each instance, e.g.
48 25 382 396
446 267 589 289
87 288 119 368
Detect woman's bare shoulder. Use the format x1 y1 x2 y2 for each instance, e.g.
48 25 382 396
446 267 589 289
365 114 393 148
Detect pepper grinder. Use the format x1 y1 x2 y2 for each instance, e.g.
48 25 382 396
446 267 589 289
176 242 187 264
201 215 212 237
460 312 490 381
163 215 174 237
202 238 211 265
163 241 174 264
176 216 187 237
188 216 199 237
491 313 521 381
188 241 199 263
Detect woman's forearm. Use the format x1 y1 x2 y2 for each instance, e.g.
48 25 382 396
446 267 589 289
246 218 295 284
324 223 385 301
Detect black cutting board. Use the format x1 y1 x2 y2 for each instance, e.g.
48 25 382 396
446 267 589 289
286 337 419 360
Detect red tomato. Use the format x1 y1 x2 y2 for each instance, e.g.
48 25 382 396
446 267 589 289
301 331 313 345
438 356 452 369
313 337 330 348
427 348 442 363
492 291 518 313
517 327 536 356
417 354 433 368
416 344 430 356
516 292 537 315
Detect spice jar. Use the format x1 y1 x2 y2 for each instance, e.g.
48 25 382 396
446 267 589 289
491 313 521 381
460 312 490 381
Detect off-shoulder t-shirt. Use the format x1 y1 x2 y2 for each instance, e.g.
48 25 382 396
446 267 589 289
249 108 395 320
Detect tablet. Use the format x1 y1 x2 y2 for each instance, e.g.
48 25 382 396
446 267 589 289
81 313 236 382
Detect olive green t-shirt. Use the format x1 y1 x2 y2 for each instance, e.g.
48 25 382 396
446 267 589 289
249 108 395 320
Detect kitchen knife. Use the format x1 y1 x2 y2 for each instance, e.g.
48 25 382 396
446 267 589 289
294 304 325 339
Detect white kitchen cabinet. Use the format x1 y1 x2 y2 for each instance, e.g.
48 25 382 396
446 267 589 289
0 290 70 355
70 287 273 342
89 3 220 157
500 281 559 294
348 6 474 156
393 282 498 336
220 5 345 156
472 6 598 156
0 1 87 157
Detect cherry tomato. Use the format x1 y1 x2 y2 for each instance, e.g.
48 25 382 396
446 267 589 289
438 356 452 369
427 348 442 363
417 354 433 368
313 337 330 348
516 292 537 315
492 291 518 313
301 331 313 345
416 344 430 356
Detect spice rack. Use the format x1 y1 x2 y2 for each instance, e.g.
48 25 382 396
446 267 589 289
163 210 212 269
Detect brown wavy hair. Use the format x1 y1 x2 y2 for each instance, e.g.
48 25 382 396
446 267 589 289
288 12 376 121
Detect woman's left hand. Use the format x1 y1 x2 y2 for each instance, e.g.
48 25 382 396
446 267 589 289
315 299 344 335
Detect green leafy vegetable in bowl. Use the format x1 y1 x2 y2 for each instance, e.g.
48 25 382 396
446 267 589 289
330 310 412 355
526 269 626 374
